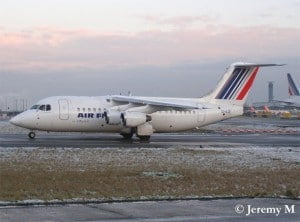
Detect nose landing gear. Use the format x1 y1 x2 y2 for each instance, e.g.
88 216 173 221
28 131 36 139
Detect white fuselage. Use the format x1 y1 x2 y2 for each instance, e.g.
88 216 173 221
11 96 243 133
12 62 277 139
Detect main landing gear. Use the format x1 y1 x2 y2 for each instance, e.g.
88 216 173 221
28 131 36 139
120 131 151 141
120 132 134 139
121 133 151 141
137 135 151 141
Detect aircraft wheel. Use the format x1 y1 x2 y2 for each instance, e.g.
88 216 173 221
120 133 133 139
137 135 151 141
28 132 35 139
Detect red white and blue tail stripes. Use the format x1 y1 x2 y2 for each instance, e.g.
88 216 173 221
287 73 300 96
215 67 259 100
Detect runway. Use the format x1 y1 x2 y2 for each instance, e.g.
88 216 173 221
0 198 299 222
1 116 299 148
0 132 299 148
0 117 299 222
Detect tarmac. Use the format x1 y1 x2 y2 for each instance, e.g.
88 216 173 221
0 132 299 148
0 117 299 221
0 198 299 222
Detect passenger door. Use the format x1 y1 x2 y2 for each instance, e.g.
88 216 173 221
197 109 205 122
58 99 69 120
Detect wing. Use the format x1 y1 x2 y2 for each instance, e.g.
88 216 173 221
111 95 209 109
272 99 294 105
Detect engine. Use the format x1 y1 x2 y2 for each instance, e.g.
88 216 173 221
121 112 151 127
103 110 121 125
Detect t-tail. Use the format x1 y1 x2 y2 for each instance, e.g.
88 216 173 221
287 73 300 96
203 62 284 106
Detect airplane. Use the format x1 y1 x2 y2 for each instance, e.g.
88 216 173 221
272 73 300 107
285 73 300 105
287 73 300 97
10 62 283 140
245 105 272 117
243 105 258 117
263 105 271 113
250 106 256 113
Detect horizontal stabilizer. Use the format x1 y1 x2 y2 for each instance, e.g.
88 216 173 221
234 63 285 68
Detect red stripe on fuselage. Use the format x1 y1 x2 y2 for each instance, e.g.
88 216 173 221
236 67 259 100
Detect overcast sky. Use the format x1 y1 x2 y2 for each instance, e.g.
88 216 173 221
0 0 300 109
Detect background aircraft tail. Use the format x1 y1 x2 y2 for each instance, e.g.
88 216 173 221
264 105 270 112
287 73 300 96
203 62 284 106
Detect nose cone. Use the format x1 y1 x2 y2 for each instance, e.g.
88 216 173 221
9 110 36 129
10 114 23 127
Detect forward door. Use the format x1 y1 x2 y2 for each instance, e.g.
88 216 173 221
58 99 69 120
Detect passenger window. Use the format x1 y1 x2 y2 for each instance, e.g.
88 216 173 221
88 108 91 112
39 105 46 111
93 108 96 112
46 104 51 111
98 108 101 112
83 108 86 112
30 105 39 109
77 108 80 112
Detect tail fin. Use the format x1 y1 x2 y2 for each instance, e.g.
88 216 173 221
264 105 270 112
203 62 284 106
287 73 300 96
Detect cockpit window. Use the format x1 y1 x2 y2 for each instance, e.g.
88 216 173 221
30 105 39 109
46 104 51 111
39 105 46 111
30 104 51 111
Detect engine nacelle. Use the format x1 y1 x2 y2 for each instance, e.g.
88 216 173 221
121 112 151 127
103 110 121 125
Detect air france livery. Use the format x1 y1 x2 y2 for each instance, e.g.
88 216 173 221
273 73 300 107
284 73 300 106
10 62 283 140
287 73 300 97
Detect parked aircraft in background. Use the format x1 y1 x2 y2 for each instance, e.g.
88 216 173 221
288 73 300 97
263 105 270 112
263 105 291 117
273 73 300 107
285 73 300 106
10 62 283 140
